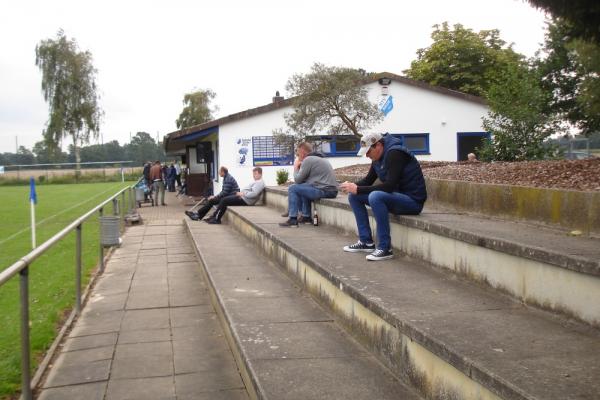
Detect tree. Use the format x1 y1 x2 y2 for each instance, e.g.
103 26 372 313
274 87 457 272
537 19 600 134
35 29 102 172
404 22 524 97
283 63 382 139
125 132 164 165
32 140 68 164
479 63 558 161
15 146 36 165
526 0 600 44
175 89 217 129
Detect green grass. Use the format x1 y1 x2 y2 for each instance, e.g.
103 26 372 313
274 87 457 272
0 182 133 399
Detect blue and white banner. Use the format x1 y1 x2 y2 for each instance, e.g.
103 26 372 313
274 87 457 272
378 95 394 117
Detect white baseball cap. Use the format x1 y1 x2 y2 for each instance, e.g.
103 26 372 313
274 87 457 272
357 132 383 156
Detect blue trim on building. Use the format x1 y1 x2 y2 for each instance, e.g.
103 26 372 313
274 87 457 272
390 133 430 155
174 126 219 142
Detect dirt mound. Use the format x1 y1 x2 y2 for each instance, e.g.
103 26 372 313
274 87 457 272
335 159 600 192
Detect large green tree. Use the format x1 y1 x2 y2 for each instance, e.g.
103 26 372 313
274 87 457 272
526 0 600 44
35 30 102 172
283 63 382 139
479 63 557 161
404 22 524 97
125 132 164 164
537 19 600 134
32 140 69 164
175 89 217 129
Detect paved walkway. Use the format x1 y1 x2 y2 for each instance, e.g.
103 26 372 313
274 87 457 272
37 191 249 400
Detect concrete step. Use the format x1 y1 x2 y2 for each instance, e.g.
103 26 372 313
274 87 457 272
224 204 600 400
265 187 600 327
185 220 423 400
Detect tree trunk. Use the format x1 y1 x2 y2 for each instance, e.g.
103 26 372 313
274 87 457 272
73 134 81 179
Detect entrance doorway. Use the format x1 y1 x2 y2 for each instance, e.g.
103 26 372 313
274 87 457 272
456 132 489 161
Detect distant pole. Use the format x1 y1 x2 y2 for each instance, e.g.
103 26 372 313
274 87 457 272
16 136 18 153
129 132 132 143
156 132 159 143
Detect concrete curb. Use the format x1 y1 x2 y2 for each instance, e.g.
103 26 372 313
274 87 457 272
184 220 262 400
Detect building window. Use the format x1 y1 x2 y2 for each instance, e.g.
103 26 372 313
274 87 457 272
308 135 360 157
252 136 294 166
390 133 430 155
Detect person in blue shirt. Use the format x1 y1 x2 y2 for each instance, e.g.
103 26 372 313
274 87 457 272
340 132 427 261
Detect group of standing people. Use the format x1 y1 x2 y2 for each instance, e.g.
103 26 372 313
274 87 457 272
143 160 183 206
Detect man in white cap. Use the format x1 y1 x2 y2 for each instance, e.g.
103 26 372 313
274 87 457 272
339 133 427 261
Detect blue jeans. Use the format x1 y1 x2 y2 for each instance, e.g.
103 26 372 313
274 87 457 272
288 184 337 218
348 191 423 251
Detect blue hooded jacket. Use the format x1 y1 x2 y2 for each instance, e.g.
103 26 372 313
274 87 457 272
372 134 427 204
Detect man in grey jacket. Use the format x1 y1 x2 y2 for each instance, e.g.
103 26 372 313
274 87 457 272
205 167 266 224
279 142 338 227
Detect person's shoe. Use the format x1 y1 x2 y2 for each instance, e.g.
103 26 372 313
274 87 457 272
185 210 195 218
366 248 394 261
297 215 311 224
189 214 199 221
203 216 214 221
279 218 299 228
343 241 375 253
207 219 221 224
162 203 167 206
280 212 289 217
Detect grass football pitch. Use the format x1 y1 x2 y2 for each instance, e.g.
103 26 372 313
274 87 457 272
0 181 132 398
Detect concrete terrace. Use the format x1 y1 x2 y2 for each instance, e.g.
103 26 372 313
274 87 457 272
37 192 250 400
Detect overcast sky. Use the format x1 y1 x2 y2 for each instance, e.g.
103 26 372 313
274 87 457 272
0 0 549 154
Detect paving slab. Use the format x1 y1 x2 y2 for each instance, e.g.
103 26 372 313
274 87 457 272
37 381 106 400
37 193 249 400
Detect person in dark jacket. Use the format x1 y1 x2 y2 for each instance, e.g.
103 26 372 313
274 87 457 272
167 164 177 192
340 132 427 261
185 166 240 221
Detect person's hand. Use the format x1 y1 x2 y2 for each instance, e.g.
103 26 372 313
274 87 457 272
293 157 302 170
339 181 358 195
236 192 243 197
208 195 214 201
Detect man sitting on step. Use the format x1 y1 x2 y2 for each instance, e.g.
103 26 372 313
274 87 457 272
279 142 338 227
204 167 266 224
339 132 427 261
185 166 239 221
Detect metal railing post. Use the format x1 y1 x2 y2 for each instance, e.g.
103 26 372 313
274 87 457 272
112 198 119 216
19 267 32 400
121 192 126 218
75 225 82 314
99 207 104 273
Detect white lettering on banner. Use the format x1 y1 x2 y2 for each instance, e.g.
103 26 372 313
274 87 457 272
0 166 4 174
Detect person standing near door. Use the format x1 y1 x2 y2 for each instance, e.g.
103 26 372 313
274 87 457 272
149 160 167 206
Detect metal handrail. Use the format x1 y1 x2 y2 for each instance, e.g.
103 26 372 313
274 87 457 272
0 183 138 400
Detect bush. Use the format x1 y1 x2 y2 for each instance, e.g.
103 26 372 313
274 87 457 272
276 169 289 185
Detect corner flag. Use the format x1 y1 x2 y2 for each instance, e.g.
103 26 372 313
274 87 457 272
29 177 37 249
